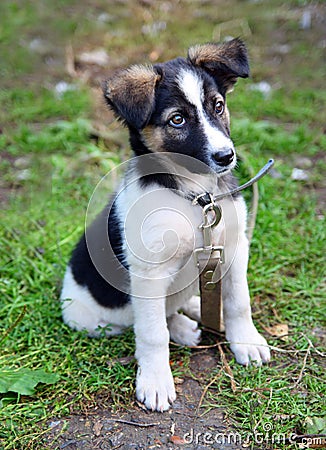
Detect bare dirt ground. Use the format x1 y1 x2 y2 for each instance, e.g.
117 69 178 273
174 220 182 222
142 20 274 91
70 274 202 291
45 348 250 450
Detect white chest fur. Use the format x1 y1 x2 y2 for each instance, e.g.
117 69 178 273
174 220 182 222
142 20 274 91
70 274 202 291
116 178 247 266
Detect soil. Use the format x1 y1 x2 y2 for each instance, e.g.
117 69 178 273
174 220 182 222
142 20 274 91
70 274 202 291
45 348 252 450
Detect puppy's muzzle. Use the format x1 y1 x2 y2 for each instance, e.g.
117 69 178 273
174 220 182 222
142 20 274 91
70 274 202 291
212 148 235 167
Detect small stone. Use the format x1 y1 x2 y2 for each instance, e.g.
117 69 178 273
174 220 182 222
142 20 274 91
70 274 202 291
14 156 31 169
16 169 31 181
274 44 291 54
54 81 76 97
97 13 114 23
300 10 311 30
249 81 272 97
291 168 309 181
49 420 61 428
141 21 166 36
29 38 50 55
78 49 109 66
109 432 124 447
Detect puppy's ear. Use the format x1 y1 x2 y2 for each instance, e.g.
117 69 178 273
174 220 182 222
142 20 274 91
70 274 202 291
103 65 161 129
188 38 249 94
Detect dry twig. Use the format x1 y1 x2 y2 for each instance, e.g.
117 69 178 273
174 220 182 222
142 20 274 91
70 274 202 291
65 43 77 78
217 343 237 393
0 306 27 345
195 368 222 417
292 341 312 388
107 418 160 428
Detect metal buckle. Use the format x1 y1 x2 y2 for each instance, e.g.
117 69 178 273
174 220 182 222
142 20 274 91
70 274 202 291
192 192 214 207
194 245 224 266
193 200 223 266
200 203 222 248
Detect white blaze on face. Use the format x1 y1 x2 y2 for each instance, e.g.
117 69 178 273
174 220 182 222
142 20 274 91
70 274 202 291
176 69 234 156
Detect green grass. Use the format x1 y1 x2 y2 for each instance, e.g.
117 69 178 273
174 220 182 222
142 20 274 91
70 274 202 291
1 0 325 448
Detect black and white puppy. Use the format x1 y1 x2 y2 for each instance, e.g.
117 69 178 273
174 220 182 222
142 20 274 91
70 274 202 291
61 38 270 412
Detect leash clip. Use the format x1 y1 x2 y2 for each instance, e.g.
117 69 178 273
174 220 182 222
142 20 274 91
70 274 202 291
200 202 222 249
194 201 224 266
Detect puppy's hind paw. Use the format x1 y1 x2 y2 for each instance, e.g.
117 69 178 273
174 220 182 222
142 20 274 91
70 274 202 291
228 327 271 366
168 313 201 347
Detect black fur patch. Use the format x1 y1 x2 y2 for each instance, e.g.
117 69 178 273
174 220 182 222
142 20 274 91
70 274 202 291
70 201 130 308
135 153 180 191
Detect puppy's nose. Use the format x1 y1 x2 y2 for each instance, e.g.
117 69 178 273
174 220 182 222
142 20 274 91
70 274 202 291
212 148 234 166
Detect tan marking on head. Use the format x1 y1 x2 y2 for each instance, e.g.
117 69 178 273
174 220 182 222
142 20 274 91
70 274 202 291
221 104 231 132
188 38 249 93
105 65 159 97
188 40 246 67
142 125 165 152
103 65 161 128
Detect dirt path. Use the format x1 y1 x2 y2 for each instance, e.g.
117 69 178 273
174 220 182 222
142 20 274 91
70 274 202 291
45 349 251 449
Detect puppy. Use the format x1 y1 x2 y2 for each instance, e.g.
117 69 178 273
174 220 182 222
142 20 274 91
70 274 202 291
61 38 270 412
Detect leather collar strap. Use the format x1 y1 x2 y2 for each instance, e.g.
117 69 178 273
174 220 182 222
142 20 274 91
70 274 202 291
190 159 274 207
198 252 224 333
195 192 215 208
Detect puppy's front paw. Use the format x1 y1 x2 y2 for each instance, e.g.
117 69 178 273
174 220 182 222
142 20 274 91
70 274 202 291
227 325 270 366
168 313 201 346
136 364 176 412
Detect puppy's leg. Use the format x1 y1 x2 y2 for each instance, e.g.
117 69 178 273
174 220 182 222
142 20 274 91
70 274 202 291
165 273 201 345
168 312 201 346
223 233 270 365
61 267 131 336
131 277 176 412
180 295 201 322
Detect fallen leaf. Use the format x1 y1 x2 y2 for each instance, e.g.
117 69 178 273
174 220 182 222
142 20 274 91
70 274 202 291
265 324 289 341
149 50 161 61
93 420 103 436
135 400 148 411
170 435 185 445
305 416 326 434
107 356 134 367
0 368 59 395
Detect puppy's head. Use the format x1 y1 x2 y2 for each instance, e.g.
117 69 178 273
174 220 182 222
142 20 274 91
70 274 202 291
103 38 249 174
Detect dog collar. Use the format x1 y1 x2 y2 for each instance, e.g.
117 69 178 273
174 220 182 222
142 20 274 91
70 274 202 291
190 159 274 209
192 192 215 208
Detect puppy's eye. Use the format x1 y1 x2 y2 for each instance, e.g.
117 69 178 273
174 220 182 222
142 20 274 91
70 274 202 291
215 100 224 115
169 114 186 128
